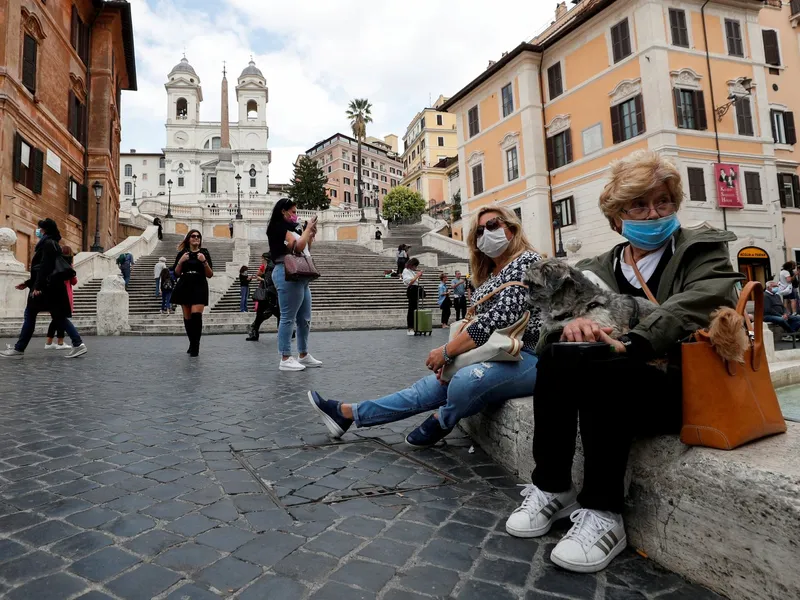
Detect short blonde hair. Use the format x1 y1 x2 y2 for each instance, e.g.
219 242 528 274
467 205 536 287
598 150 683 227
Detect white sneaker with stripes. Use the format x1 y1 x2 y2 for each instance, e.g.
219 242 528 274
505 484 579 538
550 508 627 573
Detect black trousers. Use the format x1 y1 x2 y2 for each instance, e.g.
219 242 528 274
406 285 419 329
251 299 279 334
440 296 451 325
453 296 467 321
531 347 682 513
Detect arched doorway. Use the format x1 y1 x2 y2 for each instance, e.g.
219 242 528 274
737 246 771 284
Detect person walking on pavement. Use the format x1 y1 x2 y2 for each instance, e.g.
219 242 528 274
172 229 213 357
153 256 167 297
451 270 468 322
2 219 88 359
44 246 78 350
159 267 175 315
403 258 423 335
438 273 452 328
246 253 281 341
117 251 134 290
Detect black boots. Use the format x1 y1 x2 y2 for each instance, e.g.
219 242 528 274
184 318 192 354
245 325 259 341
187 313 203 357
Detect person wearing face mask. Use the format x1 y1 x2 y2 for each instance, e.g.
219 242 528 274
505 151 742 575
267 198 322 371
307 206 542 447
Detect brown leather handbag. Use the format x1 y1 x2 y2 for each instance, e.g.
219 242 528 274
629 250 786 450
284 253 320 282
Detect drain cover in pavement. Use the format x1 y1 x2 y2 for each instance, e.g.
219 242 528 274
236 440 456 506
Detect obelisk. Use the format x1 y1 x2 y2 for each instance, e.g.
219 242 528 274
216 62 236 195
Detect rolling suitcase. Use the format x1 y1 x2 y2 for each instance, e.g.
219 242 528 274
414 286 433 336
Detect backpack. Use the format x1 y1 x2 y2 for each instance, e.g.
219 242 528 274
116 253 126 266
161 276 174 293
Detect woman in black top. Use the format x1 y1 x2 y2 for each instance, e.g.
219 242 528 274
172 229 213 357
239 266 252 312
1 218 87 359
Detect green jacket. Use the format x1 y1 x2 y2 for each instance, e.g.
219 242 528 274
576 225 744 357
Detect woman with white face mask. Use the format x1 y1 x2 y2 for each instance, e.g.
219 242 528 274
307 206 543 447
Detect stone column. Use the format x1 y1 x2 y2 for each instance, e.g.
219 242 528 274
0 228 29 318
96 275 130 336
163 218 176 234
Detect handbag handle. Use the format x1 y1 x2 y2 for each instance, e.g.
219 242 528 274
735 280 764 369
625 245 659 305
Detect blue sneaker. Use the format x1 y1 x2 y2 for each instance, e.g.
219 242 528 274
405 415 453 448
308 391 352 439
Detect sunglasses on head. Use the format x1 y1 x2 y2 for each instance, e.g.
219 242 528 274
475 218 503 237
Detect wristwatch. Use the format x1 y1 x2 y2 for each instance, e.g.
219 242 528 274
617 335 634 350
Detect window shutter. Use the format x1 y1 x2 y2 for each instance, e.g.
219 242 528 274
611 24 622 62
778 173 786 208
785 112 797 145
610 104 622 144
22 35 37 94
564 129 573 164
68 91 75 138
673 89 683 127
71 6 79 49
79 184 89 222
621 20 632 57
81 21 90 64
12 133 22 183
634 94 646 134
546 136 555 171
770 109 779 143
762 30 780 66
81 101 88 145
33 147 44 194
794 175 800 209
737 99 753 136
695 91 708 130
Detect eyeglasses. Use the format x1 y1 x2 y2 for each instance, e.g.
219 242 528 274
189 234 201 239
475 218 503 237
622 201 678 220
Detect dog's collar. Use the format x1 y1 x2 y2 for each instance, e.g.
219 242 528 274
627 295 640 330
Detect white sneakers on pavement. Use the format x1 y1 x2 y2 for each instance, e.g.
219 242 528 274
298 354 323 368
279 357 306 371
64 344 88 359
407 330 415 336
505 483 626 574
0 346 23 360
550 509 626 573
505 484 579 538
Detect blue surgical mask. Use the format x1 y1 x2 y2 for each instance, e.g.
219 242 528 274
621 214 680 251
34 229 43 239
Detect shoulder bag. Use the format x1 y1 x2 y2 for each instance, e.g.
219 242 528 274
48 243 76 285
440 281 530 382
628 249 786 450
284 252 320 282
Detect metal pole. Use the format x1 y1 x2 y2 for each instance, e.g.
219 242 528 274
131 174 137 207
166 180 173 218
91 192 103 252
236 180 242 219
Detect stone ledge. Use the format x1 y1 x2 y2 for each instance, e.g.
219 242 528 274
460 369 800 600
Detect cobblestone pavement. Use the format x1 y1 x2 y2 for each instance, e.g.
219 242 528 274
0 331 723 600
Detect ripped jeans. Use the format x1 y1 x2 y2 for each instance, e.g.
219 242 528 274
353 351 538 430
272 263 312 356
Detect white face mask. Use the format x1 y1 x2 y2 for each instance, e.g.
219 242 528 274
477 227 511 258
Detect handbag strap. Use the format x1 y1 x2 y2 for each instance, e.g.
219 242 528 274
735 280 764 369
466 282 528 317
624 245 659 305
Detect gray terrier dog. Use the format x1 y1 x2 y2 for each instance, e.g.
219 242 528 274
524 258 656 355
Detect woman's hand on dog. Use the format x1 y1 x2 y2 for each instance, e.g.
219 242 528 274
561 319 625 352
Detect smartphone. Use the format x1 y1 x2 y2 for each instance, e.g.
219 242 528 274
547 341 611 360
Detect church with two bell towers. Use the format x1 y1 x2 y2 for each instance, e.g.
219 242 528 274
120 56 272 206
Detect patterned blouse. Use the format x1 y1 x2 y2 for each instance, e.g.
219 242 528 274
466 250 542 353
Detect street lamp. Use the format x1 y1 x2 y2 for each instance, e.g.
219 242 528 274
235 173 243 219
553 204 567 258
166 179 173 218
358 180 367 222
715 77 754 122
90 180 104 252
374 191 382 224
131 173 137 207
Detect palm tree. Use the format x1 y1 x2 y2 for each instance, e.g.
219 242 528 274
346 99 373 213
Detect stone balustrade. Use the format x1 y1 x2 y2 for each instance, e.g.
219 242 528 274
421 230 469 260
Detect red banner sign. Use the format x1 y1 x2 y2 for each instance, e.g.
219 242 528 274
715 163 744 209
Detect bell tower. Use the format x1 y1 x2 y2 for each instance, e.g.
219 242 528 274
165 56 203 126
236 59 268 126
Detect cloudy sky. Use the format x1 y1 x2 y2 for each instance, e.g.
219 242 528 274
121 0 556 183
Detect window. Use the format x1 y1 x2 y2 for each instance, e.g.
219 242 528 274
468 106 480 137
669 9 689 48
344 177 351 185
735 97 754 136
371 160 376 168
673 89 707 130
330 189 337 198
506 147 519 181
762 30 780 66
12 133 42 193
771 110 797 145
327 166 332 173
67 91 87 144
124 182 132 195
159 156 165 168
250 178 256 188
725 19 744 57
611 19 632 63
246 100 258 120
548 63 563 100
436 136 444 147
381 175 387 182
159 173 165 186
411 150 416 160
501 83 514 117
437 115 443 126
124 164 132 177
142 173 148 181
344 191 351 203
22 34 37 94
68 177 86 220
381 188 387 195
391 179 397 186
211 136 221 150
744 172 762 205
178 177 184 187
778 173 800 208
472 164 484 195
514 207 522 220
70 6 89 64
687 167 706 202
421 117 426 129
611 95 645 143
209 177 217 193
546 130 573 170
176 98 188 119
553 197 576 227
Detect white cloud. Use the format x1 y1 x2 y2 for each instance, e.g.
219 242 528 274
122 0 556 183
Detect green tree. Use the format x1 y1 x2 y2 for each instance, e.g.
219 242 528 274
288 156 330 210
382 186 426 222
346 98 373 209
450 190 462 223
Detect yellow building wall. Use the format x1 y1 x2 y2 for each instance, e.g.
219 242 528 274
784 213 800 256
337 226 358 241
467 181 528 212
465 113 524 197
552 139 649 185
429 178 444 204
213 225 230 238
564 34 609 86
175 223 189 235
695 13 725 55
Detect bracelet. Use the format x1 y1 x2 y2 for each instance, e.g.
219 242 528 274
442 344 455 365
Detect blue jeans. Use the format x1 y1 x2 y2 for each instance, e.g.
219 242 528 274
272 263 312 356
240 286 249 312
353 351 538 430
764 314 800 332
155 279 161 296
161 290 173 312
16 307 82 352
120 266 131 287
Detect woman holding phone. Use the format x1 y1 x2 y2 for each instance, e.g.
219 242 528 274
172 229 213 357
267 199 322 371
